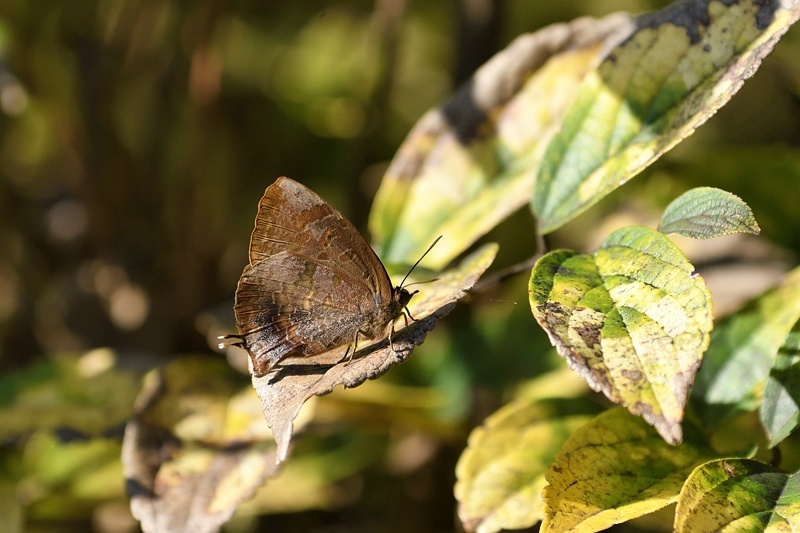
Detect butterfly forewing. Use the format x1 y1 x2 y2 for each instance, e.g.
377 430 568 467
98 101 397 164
248 177 393 302
235 253 380 375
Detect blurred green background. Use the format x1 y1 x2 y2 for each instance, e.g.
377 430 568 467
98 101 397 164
1 0 800 531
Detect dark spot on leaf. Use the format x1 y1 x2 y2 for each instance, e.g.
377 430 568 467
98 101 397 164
755 0 780 30
638 0 711 44
573 319 603 350
622 369 643 382
441 81 491 143
542 301 572 331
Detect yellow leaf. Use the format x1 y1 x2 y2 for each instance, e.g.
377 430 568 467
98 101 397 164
542 408 717 532
529 226 713 444
455 397 602 532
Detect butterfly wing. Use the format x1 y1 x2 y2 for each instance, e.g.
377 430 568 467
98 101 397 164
247 177 394 303
234 252 380 376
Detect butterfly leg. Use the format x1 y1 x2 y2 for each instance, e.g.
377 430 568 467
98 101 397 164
341 344 352 362
339 330 362 365
404 306 416 323
389 320 405 362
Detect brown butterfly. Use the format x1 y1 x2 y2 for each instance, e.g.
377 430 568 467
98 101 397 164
220 177 436 377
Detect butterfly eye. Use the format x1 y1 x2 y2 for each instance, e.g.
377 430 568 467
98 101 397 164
394 287 416 307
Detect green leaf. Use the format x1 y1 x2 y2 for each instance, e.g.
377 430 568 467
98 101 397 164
19 432 124 515
760 318 800 447
668 146 800 252
533 0 800 232
541 408 717 532
370 13 635 269
675 459 800 532
658 187 760 238
0 349 139 440
692 266 800 430
529 226 713 444
455 397 602 533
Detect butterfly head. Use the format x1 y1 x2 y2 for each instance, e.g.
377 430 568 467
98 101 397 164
392 235 441 320
394 285 417 309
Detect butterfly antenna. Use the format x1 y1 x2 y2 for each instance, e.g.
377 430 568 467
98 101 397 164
399 235 442 288
403 277 440 288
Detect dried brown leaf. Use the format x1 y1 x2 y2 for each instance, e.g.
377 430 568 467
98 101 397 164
123 359 278 533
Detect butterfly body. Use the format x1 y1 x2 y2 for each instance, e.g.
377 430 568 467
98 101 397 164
227 177 413 377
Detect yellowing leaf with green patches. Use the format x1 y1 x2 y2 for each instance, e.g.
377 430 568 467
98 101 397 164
692 266 800 430
370 14 636 269
675 459 800 532
541 408 717 532
658 187 761 238
455 397 603 533
761 318 800 447
529 226 713 444
533 0 800 233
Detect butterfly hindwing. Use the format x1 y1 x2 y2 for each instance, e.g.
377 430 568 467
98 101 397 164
235 252 380 375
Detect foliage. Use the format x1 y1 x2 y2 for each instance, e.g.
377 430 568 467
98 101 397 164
2 1 800 532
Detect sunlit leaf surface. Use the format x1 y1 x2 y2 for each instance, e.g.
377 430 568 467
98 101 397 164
533 0 800 232
455 396 602 533
529 226 713 443
675 459 800 532
371 14 635 269
658 187 760 239
541 408 717 532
